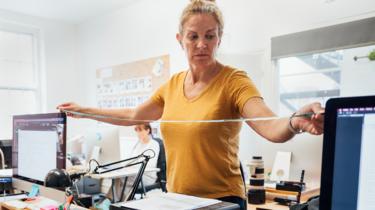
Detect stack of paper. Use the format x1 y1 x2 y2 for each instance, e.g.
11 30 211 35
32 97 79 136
121 193 220 210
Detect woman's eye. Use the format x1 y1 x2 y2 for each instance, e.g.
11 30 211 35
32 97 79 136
189 35 198 40
206 34 215 40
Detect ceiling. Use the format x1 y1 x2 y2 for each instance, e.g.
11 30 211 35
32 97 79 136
0 0 137 24
0 0 374 26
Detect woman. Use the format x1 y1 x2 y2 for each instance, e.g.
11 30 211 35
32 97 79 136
58 0 324 209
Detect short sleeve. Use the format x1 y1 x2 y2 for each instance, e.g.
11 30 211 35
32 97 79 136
226 70 262 114
151 82 167 107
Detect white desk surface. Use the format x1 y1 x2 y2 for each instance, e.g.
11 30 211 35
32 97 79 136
89 167 160 179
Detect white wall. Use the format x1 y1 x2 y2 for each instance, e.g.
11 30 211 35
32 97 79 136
0 9 82 110
0 8 87 136
341 45 375 97
76 0 375 184
77 0 186 106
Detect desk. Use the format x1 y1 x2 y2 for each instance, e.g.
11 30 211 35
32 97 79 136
247 188 320 210
1 179 88 210
90 167 160 202
248 201 289 210
12 178 66 203
0 196 86 210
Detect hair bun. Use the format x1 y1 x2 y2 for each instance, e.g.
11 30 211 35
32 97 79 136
190 0 216 3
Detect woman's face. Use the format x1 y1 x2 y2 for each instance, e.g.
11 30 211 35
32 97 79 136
177 14 221 69
135 125 149 142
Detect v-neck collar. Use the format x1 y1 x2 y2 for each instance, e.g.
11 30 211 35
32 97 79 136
181 65 226 103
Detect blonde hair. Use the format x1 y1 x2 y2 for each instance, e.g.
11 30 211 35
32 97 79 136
179 0 224 37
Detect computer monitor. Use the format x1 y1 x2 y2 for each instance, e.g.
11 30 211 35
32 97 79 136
320 95 375 210
12 113 67 184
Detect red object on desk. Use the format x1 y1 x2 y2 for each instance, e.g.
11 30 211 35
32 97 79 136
41 204 58 210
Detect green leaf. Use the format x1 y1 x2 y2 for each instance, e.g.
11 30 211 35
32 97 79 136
369 50 375 61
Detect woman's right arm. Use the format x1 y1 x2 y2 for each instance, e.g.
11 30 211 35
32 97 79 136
56 99 163 126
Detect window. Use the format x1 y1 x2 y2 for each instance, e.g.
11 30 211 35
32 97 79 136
277 51 342 115
277 44 375 116
0 27 40 139
271 17 375 116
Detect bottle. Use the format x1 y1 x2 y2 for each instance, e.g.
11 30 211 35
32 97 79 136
247 156 266 204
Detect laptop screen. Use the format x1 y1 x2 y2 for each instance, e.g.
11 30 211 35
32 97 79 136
320 96 375 210
333 107 375 210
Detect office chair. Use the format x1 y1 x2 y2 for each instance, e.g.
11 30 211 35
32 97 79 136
137 137 167 196
239 162 248 210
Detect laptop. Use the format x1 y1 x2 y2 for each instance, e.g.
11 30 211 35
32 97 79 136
320 95 375 210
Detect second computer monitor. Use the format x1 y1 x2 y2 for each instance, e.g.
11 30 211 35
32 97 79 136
12 113 67 184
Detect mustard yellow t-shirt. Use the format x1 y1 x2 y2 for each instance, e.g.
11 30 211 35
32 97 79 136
151 66 261 199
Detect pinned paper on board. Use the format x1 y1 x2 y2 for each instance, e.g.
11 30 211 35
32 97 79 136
152 58 164 77
96 55 170 109
270 151 292 182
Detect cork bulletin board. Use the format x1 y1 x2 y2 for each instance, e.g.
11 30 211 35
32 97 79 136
96 55 170 109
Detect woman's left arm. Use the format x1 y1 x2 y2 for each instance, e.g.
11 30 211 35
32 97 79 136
241 97 324 143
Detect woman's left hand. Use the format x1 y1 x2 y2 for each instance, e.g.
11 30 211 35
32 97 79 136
291 102 325 135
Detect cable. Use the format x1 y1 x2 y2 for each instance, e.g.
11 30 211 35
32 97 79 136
63 110 324 124
87 159 100 174
0 148 5 169
141 149 156 159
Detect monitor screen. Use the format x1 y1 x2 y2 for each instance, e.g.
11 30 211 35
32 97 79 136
320 96 375 210
12 113 66 184
332 107 375 210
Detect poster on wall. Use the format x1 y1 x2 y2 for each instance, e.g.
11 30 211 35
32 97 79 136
96 55 170 140
96 55 170 109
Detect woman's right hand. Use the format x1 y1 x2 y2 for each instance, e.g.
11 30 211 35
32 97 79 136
56 102 86 118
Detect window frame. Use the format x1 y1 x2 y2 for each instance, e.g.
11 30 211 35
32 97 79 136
276 51 342 114
0 20 42 113
0 21 42 139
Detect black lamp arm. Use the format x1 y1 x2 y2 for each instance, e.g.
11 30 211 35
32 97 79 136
91 149 156 201
93 149 155 174
126 155 150 201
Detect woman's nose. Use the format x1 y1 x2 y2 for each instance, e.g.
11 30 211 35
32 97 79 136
196 39 207 49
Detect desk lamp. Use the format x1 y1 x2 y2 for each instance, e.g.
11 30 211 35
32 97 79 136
45 169 72 190
92 149 155 201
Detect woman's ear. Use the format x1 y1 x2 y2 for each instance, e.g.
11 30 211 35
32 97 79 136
176 33 184 49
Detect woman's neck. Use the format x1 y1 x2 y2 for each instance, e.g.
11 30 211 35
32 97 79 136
188 61 223 84
140 135 151 144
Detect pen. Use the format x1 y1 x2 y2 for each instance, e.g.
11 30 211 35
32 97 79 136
293 112 325 118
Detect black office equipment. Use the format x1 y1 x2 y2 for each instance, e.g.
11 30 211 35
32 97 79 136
0 139 12 169
75 176 101 195
44 168 72 190
320 95 375 210
12 113 67 185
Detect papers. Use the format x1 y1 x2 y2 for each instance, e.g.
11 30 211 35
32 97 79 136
0 193 27 202
121 193 220 210
0 169 13 177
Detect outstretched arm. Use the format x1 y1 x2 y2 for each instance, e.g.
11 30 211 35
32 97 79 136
57 99 163 126
241 97 324 143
